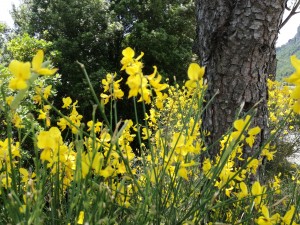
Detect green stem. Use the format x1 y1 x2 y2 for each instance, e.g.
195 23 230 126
76 61 110 128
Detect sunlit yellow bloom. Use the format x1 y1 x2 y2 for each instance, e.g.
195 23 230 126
8 60 31 90
100 93 110 104
269 112 278 123
256 205 280 225
5 96 14 105
247 158 260 174
188 63 205 81
246 126 261 147
37 127 63 151
1 176 12 189
77 211 84 224
155 91 168 109
80 155 90 178
43 85 52 99
147 66 168 92
99 130 111 143
284 55 300 85
292 100 300 114
68 105 83 134
181 161 196 168
87 121 102 133
0 139 21 173
236 182 248 199
185 63 205 89
178 167 189 180
138 88 151 104
291 86 300 99
38 109 47 120
142 127 151 140
32 50 58 75
125 61 143 76
261 144 276 161
33 90 42 105
145 109 157 125
215 160 236 189
102 73 114 92
62 97 72 108
270 174 281 194
101 73 124 103
282 205 297 225
126 74 147 97
230 115 260 148
252 181 263 206
57 117 68 131
225 186 234 197
284 55 300 114
202 158 211 174
100 166 115 178
120 47 135 69
19 168 36 184
12 113 24 128
120 47 144 70
171 132 185 149
114 88 124 100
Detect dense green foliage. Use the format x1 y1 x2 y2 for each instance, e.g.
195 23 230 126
0 22 10 62
276 25 300 80
11 0 196 118
12 0 122 116
7 33 57 62
119 0 196 79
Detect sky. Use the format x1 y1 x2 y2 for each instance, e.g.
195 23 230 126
0 0 300 47
277 11 300 47
0 0 20 27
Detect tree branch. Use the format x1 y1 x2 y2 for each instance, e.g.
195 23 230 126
280 0 300 29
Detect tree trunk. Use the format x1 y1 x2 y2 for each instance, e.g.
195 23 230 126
194 0 285 156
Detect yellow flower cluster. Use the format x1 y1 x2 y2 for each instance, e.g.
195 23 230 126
185 62 205 90
285 55 300 113
57 97 83 134
0 49 299 224
8 50 57 90
256 204 297 225
100 73 124 104
120 47 168 105
37 127 76 186
138 62 296 224
0 139 20 192
267 79 295 137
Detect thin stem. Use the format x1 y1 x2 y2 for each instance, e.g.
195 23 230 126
76 61 110 128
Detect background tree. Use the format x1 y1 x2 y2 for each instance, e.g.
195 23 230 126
280 0 300 29
11 0 196 120
12 0 123 118
6 33 55 62
0 22 10 63
194 1 287 156
115 0 196 81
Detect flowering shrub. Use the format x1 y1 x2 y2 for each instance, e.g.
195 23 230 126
0 48 299 224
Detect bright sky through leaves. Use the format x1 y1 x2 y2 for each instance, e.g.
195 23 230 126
0 0 21 27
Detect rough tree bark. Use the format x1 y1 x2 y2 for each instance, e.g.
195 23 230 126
194 1 286 156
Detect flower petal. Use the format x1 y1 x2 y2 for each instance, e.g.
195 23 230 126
32 50 44 71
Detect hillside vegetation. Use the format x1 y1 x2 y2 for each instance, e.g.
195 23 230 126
277 25 300 80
